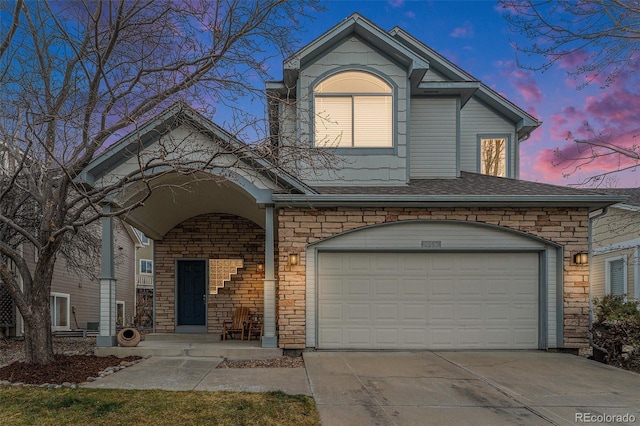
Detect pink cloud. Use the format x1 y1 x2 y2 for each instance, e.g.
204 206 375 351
450 22 474 39
584 91 640 130
387 0 404 7
556 50 590 70
549 106 587 140
532 126 640 185
495 60 544 104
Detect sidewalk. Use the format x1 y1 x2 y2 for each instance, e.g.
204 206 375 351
82 356 311 395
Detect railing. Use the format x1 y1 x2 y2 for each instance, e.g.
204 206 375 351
136 274 153 289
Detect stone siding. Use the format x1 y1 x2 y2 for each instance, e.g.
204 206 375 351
277 207 590 350
155 213 266 335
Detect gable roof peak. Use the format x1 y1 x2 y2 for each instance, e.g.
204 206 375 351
283 12 428 88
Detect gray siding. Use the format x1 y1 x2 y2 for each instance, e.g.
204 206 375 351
591 208 640 301
460 98 517 177
297 36 409 186
592 249 638 300
12 220 135 334
409 97 457 178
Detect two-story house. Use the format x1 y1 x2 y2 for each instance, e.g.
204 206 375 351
591 188 640 302
82 14 621 353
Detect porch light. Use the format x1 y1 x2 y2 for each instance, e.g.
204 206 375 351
288 253 299 266
257 263 264 272
574 252 588 265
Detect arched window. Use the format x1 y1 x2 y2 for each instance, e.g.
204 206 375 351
314 71 392 148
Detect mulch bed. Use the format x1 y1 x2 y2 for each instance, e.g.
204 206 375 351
217 357 304 368
0 355 141 385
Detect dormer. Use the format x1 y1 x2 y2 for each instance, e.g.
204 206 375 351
268 13 540 186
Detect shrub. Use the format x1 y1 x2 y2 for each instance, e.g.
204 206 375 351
591 295 640 373
593 295 640 324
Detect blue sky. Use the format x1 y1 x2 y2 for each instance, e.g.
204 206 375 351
257 0 639 188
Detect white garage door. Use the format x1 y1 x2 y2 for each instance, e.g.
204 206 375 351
317 251 539 349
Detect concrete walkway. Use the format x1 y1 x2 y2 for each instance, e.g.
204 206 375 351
83 356 311 395
303 351 640 426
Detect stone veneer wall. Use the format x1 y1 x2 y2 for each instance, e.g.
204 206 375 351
155 213 266 335
277 207 590 351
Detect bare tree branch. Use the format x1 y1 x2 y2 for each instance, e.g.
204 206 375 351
500 0 640 88
0 0 325 364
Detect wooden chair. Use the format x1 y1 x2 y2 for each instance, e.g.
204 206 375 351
247 314 263 341
223 307 250 341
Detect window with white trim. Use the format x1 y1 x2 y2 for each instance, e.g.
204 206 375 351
314 71 392 148
116 301 125 327
134 228 149 245
480 137 507 177
140 259 153 274
50 293 70 330
606 256 627 297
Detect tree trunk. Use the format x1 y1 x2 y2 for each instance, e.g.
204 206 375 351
21 251 57 365
23 299 55 364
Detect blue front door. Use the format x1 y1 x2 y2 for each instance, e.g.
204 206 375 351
177 260 206 326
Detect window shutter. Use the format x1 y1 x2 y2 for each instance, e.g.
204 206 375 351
609 259 625 296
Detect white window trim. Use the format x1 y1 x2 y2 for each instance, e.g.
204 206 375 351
140 259 153 275
116 300 125 327
313 70 394 149
50 292 70 331
605 255 628 297
477 134 510 178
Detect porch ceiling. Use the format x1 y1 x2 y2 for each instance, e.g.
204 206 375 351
117 173 265 239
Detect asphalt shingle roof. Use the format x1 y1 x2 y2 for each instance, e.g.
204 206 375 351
595 187 640 207
314 172 609 197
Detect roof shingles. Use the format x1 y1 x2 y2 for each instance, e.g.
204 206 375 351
314 172 610 197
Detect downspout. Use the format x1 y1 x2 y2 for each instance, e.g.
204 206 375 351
588 207 609 356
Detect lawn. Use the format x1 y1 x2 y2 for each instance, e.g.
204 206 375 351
0 387 320 425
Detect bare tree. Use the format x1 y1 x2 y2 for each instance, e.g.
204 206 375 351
480 138 506 177
553 122 640 187
0 0 323 364
500 0 640 88
500 1 640 186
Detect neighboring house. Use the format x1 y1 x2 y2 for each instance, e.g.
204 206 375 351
133 229 154 328
82 14 622 353
591 188 640 302
0 220 136 337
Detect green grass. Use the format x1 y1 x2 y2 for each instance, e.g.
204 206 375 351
0 387 320 425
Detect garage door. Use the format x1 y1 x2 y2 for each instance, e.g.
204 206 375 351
317 251 538 349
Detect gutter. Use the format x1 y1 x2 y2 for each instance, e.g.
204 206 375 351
588 207 610 358
272 194 626 209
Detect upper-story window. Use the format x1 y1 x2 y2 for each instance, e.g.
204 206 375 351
314 71 392 148
140 259 153 274
480 136 507 177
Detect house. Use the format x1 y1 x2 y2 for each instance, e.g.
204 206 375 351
0 140 137 337
0 219 136 337
133 229 154 328
591 188 640 302
81 14 622 353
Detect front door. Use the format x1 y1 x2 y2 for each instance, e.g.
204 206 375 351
177 260 207 331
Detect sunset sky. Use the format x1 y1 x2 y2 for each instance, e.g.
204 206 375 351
269 0 640 188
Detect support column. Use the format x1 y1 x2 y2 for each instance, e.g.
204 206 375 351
262 205 277 348
97 205 117 347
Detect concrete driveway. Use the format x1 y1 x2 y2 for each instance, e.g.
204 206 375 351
303 351 640 426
